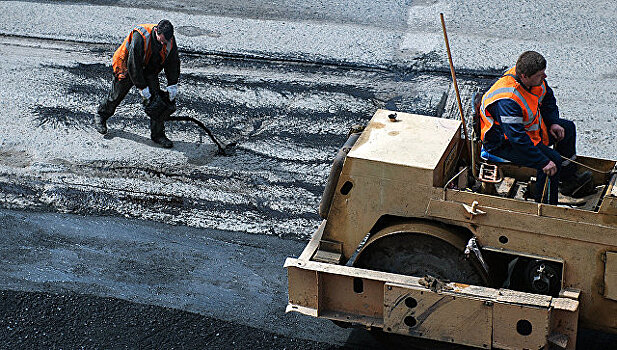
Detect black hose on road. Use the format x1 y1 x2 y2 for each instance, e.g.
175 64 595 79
146 89 235 156
166 115 235 156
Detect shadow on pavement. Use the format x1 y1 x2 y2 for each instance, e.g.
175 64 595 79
102 128 219 165
104 128 164 148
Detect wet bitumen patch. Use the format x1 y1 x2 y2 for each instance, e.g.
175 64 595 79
0 289 351 350
43 62 110 82
33 105 93 131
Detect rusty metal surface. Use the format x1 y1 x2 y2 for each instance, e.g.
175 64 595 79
383 283 492 348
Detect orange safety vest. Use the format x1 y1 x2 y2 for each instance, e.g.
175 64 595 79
112 24 174 79
479 67 549 146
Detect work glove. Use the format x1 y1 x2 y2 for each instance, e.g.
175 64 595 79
167 84 178 101
140 86 151 105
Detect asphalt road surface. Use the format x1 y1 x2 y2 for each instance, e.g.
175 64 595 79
1 0 617 349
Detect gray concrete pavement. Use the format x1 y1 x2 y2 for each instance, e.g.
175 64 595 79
3 1 616 157
1 1 404 68
0 208 378 347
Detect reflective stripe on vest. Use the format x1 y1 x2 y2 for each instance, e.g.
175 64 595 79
126 25 152 58
479 67 549 146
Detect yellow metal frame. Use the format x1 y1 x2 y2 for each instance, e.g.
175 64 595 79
287 110 617 348
286 227 580 349
316 110 617 332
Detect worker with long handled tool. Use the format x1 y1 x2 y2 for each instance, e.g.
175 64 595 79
479 51 592 204
95 19 180 148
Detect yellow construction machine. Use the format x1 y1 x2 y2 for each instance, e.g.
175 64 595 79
285 108 617 349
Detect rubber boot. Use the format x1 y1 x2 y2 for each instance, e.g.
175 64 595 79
94 114 108 135
150 119 173 148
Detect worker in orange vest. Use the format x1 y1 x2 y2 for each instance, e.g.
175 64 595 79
479 51 592 204
95 19 180 148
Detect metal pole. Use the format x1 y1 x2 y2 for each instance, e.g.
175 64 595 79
440 13 471 155
541 176 550 204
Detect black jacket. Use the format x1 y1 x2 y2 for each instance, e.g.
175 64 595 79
127 29 180 89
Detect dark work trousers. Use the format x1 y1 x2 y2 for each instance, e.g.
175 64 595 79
490 119 577 204
97 74 167 139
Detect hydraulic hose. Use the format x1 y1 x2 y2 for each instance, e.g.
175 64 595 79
166 115 233 155
319 132 361 219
